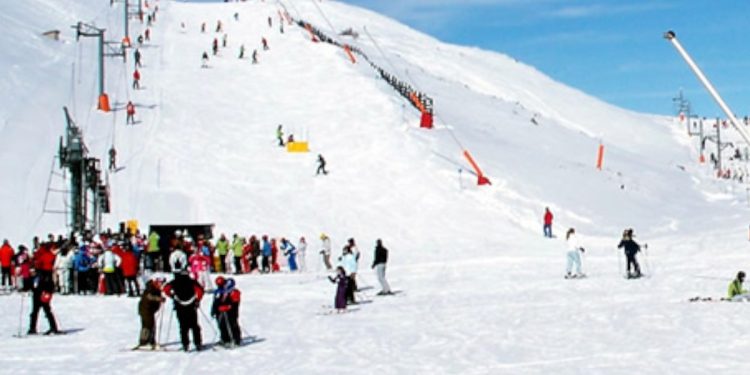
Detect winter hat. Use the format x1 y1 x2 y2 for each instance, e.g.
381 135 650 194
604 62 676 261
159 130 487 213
215 276 226 288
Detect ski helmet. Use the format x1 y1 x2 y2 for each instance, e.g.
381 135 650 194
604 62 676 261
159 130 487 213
215 276 226 288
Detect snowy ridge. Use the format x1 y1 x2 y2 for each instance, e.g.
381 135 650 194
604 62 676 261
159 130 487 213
1 0 750 373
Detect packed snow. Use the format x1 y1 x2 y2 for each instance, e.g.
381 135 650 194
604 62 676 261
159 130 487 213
1 0 750 373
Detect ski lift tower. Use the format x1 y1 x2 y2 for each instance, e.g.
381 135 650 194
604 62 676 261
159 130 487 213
664 30 750 148
58 107 110 236
72 22 126 112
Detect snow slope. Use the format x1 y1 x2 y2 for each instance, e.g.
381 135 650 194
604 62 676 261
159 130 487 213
1 0 750 373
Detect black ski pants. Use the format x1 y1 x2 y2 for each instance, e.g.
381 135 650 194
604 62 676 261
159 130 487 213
218 311 241 345
175 306 202 351
126 276 140 296
626 251 641 275
29 293 58 333
1 267 11 287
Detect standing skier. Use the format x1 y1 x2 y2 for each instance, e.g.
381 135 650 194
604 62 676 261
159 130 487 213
126 101 136 125
371 239 392 295
297 237 307 272
98 246 122 295
319 233 332 271
340 247 357 304
617 228 642 279
211 276 242 347
28 269 59 335
316 154 328 175
201 52 209 68
0 239 14 290
163 272 204 352
276 125 285 147
260 235 271 273
328 266 348 313
543 207 553 238
564 228 585 279
132 69 141 90
136 276 165 350
281 238 297 272
134 48 142 68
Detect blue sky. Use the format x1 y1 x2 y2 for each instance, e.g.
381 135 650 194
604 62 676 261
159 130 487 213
339 0 750 117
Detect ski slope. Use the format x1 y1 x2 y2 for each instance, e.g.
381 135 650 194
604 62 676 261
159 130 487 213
1 0 750 373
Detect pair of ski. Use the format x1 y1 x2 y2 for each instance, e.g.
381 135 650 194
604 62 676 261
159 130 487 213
127 336 264 352
13 328 83 338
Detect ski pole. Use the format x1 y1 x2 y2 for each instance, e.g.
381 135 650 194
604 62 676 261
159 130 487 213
164 304 174 345
17 292 26 337
155 304 165 346
197 305 219 343
221 312 235 344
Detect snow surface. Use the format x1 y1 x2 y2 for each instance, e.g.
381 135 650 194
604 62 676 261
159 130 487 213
2 0 750 373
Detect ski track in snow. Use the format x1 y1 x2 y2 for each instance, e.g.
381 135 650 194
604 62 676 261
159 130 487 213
2 0 750 373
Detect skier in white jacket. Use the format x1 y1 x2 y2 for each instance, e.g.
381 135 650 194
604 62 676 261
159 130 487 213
565 228 585 279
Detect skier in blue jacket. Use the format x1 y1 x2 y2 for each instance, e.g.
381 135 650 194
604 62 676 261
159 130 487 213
73 246 93 294
261 236 272 273
280 238 297 272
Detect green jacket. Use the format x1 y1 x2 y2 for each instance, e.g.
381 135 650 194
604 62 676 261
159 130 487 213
216 239 229 255
148 232 160 253
232 238 243 255
728 279 747 299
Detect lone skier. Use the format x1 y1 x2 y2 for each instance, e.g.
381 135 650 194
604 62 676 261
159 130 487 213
617 228 642 279
543 207 553 238
276 125 284 147
316 154 328 175
28 269 60 335
728 271 749 301
126 101 136 125
372 239 392 295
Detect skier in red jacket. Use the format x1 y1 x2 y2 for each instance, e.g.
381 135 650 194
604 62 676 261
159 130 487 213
126 101 136 125
121 246 140 297
543 207 554 238
0 240 14 289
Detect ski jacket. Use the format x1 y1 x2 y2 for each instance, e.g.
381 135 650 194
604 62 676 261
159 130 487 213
147 232 160 253
261 240 272 257
139 280 164 317
126 103 135 115
54 251 73 270
281 241 296 256
98 250 122 274
120 251 139 278
164 273 204 308
544 211 553 225
16 252 31 277
0 243 14 267
74 250 92 272
216 239 229 256
372 245 388 268
321 238 331 255
189 254 210 274
33 245 56 272
617 239 640 255
728 279 747 299
232 238 244 258
340 253 357 275
211 280 241 315
566 234 581 252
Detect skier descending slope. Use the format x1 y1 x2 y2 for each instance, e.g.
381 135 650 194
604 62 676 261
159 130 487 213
163 272 204 352
564 228 586 279
211 276 241 347
617 229 642 279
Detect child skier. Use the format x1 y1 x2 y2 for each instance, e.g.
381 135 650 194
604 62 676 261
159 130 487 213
189 251 212 291
211 276 241 347
328 266 348 312
135 276 165 350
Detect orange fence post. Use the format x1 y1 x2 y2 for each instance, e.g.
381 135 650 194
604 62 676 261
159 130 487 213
98 93 111 112
409 92 426 113
304 24 319 42
343 45 356 63
463 150 491 186
596 144 605 170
